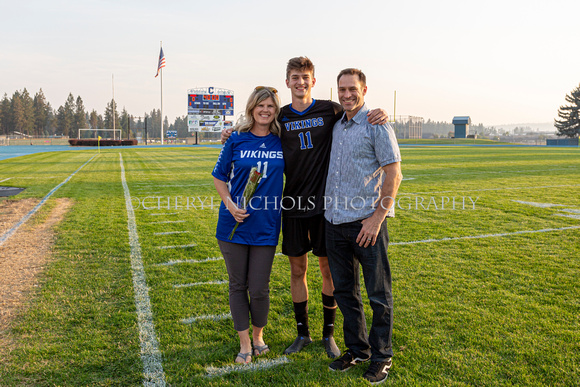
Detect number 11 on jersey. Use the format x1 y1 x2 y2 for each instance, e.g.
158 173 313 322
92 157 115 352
256 161 268 179
298 131 313 150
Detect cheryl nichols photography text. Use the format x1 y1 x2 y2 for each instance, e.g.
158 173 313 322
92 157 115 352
131 195 480 211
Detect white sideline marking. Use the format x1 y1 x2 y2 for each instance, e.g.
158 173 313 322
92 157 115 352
150 220 187 224
391 225 580 246
555 214 580 220
400 184 580 195
155 257 224 266
149 213 178 216
0 154 96 247
157 243 197 249
560 208 580 214
119 154 167 386
512 200 566 208
206 357 291 377
153 231 191 236
174 280 228 288
0 177 11 183
181 313 231 324
402 177 415 181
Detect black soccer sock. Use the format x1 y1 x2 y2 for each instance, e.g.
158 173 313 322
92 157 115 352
293 300 310 337
322 292 337 338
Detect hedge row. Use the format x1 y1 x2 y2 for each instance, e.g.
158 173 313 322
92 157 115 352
68 139 138 146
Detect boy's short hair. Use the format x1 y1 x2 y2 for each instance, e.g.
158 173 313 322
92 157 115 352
286 57 315 80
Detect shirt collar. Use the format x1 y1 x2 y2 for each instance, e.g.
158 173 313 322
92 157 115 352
340 103 369 125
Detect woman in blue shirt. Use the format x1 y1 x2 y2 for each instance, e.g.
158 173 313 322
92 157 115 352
212 87 284 364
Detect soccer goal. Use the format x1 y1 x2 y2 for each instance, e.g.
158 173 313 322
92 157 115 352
77 128 122 140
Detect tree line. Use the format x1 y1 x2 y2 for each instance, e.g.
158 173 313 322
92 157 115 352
0 88 190 139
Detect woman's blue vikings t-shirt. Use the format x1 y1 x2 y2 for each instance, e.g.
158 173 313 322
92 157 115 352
212 131 284 246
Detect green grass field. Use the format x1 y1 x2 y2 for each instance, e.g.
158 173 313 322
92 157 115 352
0 145 579 386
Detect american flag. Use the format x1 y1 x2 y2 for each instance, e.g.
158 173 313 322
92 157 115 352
155 48 166 78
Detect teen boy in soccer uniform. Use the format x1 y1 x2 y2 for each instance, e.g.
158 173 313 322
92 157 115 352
223 57 387 358
280 57 388 359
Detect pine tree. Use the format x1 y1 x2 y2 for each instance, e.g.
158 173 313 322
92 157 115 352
11 91 26 135
146 109 161 138
104 99 121 136
74 96 88 133
555 83 580 138
33 89 51 136
56 94 75 137
89 110 99 129
0 94 9 136
20 88 35 136
174 115 189 138
119 107 129 138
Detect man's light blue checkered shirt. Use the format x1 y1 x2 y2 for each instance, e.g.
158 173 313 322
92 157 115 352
324 104 401 225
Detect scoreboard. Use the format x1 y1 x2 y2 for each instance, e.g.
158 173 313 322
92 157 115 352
187 87 234 132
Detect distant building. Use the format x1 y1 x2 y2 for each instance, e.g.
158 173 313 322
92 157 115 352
452 116 471 138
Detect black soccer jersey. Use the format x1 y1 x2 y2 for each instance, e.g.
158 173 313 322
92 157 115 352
279 99 342 218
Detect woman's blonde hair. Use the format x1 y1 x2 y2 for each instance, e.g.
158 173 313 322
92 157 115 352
236 87 281 136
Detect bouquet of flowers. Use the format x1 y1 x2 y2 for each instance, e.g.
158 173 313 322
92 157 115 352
228 166 263 240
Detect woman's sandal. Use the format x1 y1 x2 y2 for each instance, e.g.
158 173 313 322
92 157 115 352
253 344 270 356
235 352 252 364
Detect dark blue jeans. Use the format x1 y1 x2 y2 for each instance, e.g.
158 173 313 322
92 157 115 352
326 219 393 361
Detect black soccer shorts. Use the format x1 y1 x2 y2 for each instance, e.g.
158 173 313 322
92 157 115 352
281 213 327 257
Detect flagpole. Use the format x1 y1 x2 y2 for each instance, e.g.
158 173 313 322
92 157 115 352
160 41 164 145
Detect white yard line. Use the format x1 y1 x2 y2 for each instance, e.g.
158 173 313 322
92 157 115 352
181 313 231 324
157 243 197 249
555 214 580 220
14 176 59 179
391 225 580 246
174 280 228 288
560 208 580 214
154 183 212 187
155 257 224 266
206 357 291 378
153 231 191 236
119 153 167 386
0 154 96 247
150 220 187 224
511 200 566 208
0 177 11 183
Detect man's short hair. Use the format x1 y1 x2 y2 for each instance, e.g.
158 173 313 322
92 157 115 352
286 57 315 80
337 68 366 88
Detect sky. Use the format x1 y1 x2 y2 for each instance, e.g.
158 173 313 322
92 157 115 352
2 0 579 128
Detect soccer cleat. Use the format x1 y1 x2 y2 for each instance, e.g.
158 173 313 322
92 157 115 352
323 336 340 359
328 351 370 371
283 335 312 354
363 359 392 384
